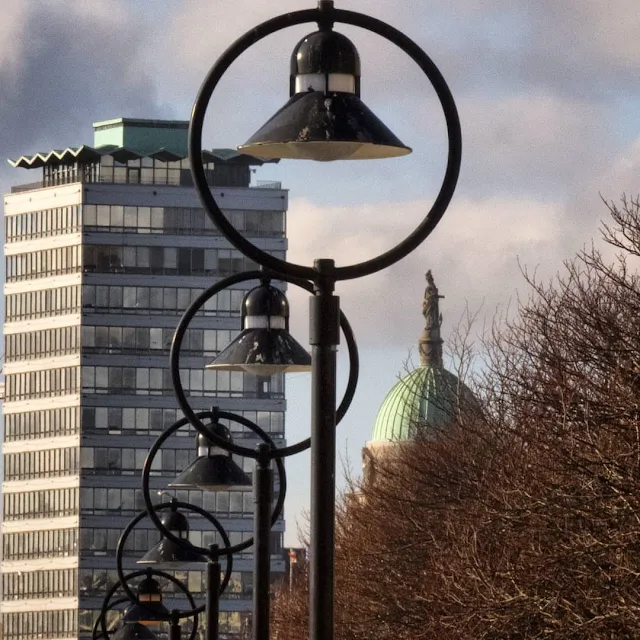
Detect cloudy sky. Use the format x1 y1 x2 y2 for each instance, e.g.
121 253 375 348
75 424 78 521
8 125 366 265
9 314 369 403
2 0 640 544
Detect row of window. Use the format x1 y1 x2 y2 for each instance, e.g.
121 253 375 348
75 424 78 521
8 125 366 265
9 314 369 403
79 487 207 516
96 154 254 189
5 366 283 401
6 244 81 282
81 366 281 398
81 446 254 477
5 367 80 401
5 447 79 481
80 525 159 557
83 283 246 316
81 446 161 476
78 568 249 598
37 155 255 191
6 443 262 482
79 526 260 558
3 406 284 442
4 282 250 322
3 482 271 523
6 325 80 362
81 406 284 436
81 326 220 357
5 244 280 281
3 528 78 560
5 205 81 243
83 204 284 237
95 154 199 187
3 484 265 522
43 160 97 188
2 610 77 639
84 406 182 435
5 325 219 362
3 488 79 521
82 245 264 277
5 285 81 322
4 406 80 442
3 569 77 601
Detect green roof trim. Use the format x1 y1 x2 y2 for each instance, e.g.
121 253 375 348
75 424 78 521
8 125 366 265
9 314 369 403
9 117 279 168
8 146 277 169
371 365 472 443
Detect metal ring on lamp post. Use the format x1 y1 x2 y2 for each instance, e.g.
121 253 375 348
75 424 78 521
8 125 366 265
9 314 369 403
92 596 129 640
189 6 461 283
141 411 286 556
170 271 359 457
98 569 199 640
114 500 233 610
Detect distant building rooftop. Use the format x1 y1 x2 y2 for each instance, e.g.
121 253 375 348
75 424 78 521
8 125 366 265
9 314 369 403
7 117 280 191
8 117 277 169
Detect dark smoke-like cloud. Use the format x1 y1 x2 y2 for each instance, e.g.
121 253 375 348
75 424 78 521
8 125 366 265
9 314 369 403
0 3 170 194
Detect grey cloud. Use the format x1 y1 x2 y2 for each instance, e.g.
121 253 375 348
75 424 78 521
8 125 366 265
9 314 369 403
0 2 168 168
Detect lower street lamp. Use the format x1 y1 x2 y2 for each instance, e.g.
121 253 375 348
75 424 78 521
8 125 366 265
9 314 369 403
98 1 460 639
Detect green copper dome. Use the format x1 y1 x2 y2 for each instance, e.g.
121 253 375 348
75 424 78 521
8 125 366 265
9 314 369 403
372 365 466 442
370 270 475 444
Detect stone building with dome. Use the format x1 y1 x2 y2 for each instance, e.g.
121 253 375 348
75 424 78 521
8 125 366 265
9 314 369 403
363 271 475 478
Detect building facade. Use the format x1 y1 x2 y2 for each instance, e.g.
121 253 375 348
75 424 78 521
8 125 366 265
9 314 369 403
2 118 288 638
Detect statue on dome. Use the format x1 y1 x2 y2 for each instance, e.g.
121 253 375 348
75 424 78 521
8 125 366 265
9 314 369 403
422 270 443 331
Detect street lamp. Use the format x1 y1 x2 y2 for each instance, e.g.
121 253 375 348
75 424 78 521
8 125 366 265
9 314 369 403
98 1 460 639
187 3 460 640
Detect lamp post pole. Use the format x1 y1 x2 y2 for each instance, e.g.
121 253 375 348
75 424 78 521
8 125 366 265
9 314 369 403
205 546 221 640
254 445 274 640
309 261 340 640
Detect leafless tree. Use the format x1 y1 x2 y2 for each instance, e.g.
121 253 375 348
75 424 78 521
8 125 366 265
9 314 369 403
272 196 640 639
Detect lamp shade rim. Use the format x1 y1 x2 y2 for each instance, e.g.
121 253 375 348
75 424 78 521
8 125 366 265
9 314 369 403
239 91 412 162
169 455 252 491
205 361 312 372
138 539 208 566
207 328 311 373
239 140 412 161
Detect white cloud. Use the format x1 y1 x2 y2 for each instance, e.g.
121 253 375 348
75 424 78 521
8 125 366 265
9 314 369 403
285 194 576 349
534 0 640 69
458 92 616 197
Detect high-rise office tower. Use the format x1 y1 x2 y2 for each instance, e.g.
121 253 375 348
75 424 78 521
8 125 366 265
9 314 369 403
2 118 288 639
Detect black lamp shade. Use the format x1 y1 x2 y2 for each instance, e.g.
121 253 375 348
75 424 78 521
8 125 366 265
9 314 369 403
122 577 169 627
112 622 158 640
169 452 251 492
169 423 252 492
138 509 207 567
239 91 412 161
207 327 312 375
206 282 311 375
138 537 207 567
122 601 169 628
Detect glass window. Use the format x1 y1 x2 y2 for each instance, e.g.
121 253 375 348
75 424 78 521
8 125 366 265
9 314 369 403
111 206 124 228
164 288 177 310
85 205 98 227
